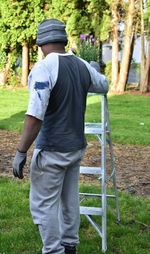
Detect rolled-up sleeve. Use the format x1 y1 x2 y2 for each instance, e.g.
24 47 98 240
26 62 51 121
79 58 109 94
88 66 109 94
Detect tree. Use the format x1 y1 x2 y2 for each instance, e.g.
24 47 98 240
140 0 150 92
87 0 109 67
109 0 120 91
47 0 108 52
0 0 111 86
140 0 146 90
105 0 141 93
117 0 135 93
0 0 47 85
47 0 92 48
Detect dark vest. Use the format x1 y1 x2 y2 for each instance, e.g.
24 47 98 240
36 55 91 152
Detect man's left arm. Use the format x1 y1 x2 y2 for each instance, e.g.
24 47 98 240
18 115 42 152
12 62 51 179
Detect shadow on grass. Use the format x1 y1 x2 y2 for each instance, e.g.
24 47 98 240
0 111 26 132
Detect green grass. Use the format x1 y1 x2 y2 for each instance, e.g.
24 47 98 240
0 88 28 132
86 93 150 145
0 88 150 144
0 177 150 254
0 89 150 253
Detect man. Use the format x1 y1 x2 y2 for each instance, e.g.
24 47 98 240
13 19 108 254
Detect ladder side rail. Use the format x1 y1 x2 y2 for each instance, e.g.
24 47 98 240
105 96 120 223
101 95 107 252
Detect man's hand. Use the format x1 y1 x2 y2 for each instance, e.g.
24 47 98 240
13 150 27 179
12 115 42 179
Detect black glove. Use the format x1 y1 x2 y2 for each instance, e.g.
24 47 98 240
13 150 27 179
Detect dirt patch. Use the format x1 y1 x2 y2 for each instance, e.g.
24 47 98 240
0 130 150 196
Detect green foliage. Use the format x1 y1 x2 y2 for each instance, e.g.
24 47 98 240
46 0 67 20
87 0 109 39
105 61 112 84
0 0 47 49
67 11 91 42
46 0 92 46
99 10 111 41
6 69 21 87
144 0 150 39
0 0 112 70
0 0 47 79
0 51 7 71
30 46 38 63
46 0 109 45
78 43 99 62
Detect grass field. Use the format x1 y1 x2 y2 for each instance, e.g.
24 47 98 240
0 88 150 145
0 88 150 253
0 177 150 254
86 93 150 145
0 88 28 132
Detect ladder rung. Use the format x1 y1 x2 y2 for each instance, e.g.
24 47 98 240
85 123 102 134
80 193 116 198
85 123 109 135
80 166 102 175
80 206 103 216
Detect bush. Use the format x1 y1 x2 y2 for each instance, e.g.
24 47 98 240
0 51 7 71
78 43 99 63
105 61 112 83
6 68 21 87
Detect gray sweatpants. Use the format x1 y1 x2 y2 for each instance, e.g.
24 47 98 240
30 148 84 254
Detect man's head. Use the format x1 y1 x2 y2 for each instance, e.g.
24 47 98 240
36 19 68 55
36 19 68 56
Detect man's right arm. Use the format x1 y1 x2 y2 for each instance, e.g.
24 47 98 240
87 65 109 94
79 58 109 94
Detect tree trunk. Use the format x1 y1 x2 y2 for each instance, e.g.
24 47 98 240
140 0 146 91
117 0 135 93
0 70 8 84
21 42 29 86
140 41 150 92
111 3 119 91
38 46 44 61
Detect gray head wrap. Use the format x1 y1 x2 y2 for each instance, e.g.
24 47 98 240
36 19 68 46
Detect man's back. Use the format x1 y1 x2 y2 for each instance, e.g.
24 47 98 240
36 53 91 152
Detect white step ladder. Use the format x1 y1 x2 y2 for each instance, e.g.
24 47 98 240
79 94 120 253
